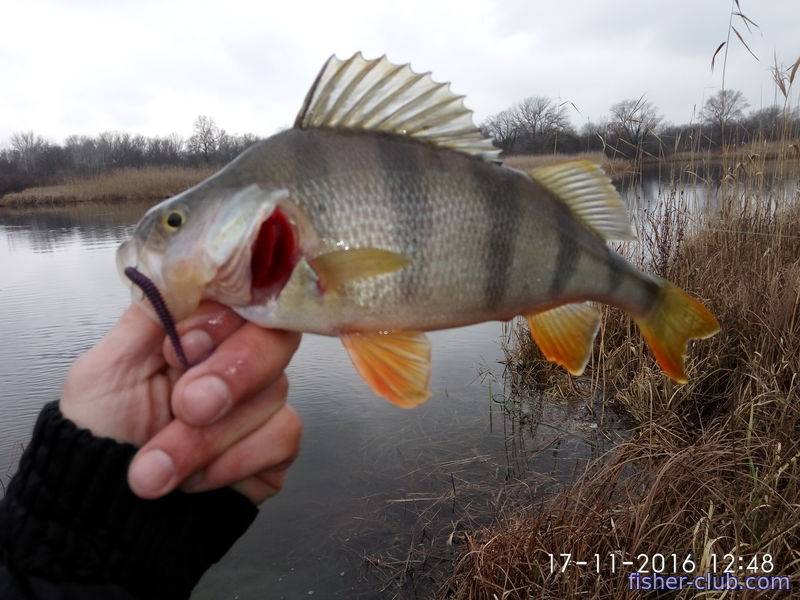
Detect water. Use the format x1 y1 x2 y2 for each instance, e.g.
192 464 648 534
0 200 620 598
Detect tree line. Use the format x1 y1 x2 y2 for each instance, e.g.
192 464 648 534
2 90 799 197
481 89 799 160
0 116 260 196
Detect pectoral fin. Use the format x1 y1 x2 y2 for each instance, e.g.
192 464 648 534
525 302 601 375
341 330 431 408
310 248 410 291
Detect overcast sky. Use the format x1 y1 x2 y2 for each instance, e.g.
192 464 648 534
2 0 798 145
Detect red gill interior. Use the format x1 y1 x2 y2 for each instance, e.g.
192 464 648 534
250 208 299 300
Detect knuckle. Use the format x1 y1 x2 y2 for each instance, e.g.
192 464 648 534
283 406 303 447
240 326 274 357
274 373 290 399
181 430 216 469
258 470 287 494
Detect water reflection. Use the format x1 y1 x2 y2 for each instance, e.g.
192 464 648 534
0 199 622 598
620 162 799 217
1 202 146 254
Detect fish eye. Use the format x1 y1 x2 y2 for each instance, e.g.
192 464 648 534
164 211 185 230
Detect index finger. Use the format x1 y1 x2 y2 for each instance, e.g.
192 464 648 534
162 302 246 369
172 323 300 426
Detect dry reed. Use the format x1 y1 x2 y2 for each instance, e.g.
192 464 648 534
441 148 800 598
0 166 214 206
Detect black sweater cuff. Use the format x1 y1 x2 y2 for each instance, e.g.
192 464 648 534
0 401 258 599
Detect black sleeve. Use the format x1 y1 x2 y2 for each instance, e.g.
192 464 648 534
0 402 258 600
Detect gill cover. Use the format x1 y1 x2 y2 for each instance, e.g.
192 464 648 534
118 184 289 321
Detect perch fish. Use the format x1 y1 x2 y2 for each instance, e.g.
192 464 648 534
117 52 720 407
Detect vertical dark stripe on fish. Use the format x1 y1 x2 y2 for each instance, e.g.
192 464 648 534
284 130 330 225
376 137 425 300
549 203 580 297
605 245 625 294
474 163 518 308
640 275 661 308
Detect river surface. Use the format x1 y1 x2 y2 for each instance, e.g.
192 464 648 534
2 167 795 598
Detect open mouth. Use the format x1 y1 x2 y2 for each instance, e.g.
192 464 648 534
249 207 300 303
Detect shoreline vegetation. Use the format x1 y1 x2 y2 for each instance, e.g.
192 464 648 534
2 140 798 208
0 166 214 207
438 146 800 597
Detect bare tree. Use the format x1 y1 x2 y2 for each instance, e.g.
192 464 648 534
482 96 573 154
10 131 47 174
515 97 569 137
700 89 749 144
580 120 610 152
188 115 222 163
608 97 662 158
481 109 519 152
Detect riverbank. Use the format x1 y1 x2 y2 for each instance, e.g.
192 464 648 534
2 154 631 208
0 166 213 207
441 159 800 597
5 145 797 209
645 138 800 166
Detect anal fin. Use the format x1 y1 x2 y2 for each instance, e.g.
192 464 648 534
341 331 431 408
525 302 601 376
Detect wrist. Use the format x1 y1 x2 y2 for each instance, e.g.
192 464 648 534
0 402 258 599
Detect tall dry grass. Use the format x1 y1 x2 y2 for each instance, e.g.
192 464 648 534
0 166 215 207
441 148 800 598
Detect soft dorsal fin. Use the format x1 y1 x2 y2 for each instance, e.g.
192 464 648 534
530 160 636 241
295 52 501 162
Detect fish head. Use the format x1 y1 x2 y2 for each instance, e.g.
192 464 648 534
117 182 303 321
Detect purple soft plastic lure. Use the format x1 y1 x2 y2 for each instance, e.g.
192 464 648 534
124 266 191 370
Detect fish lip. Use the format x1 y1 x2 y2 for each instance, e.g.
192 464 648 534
116 238 141 286
116 236 164 319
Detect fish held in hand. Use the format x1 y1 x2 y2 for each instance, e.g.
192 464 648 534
117 52 720 407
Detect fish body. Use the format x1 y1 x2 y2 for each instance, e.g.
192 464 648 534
118 52 719 407
205 128 653 334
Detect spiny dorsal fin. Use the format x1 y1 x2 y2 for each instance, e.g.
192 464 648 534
525 302 601 376
530 160 636 241
295 52 501 162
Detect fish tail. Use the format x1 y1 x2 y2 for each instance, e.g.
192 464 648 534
633 278 719 383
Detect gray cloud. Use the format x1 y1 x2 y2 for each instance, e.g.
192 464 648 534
1 0 797 145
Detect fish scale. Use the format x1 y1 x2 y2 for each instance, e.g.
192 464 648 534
117 52 719 407
229 129 581 329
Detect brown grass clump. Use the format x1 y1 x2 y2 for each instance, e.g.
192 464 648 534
442 155 800 597
0 166 214 206
504 152 632 179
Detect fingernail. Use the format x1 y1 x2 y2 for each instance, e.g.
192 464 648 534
182 375 231 425
181 329 214 364
129 449 175 497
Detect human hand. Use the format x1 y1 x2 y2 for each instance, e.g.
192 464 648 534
60 301 302 504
